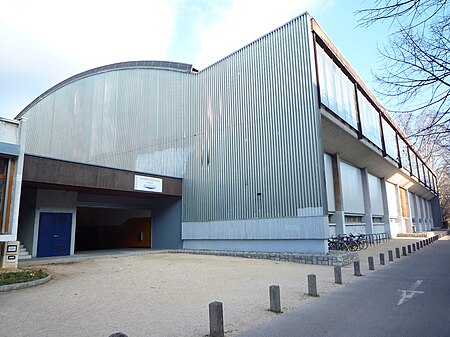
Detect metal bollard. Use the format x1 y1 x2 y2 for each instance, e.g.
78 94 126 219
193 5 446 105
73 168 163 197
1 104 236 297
395 247 401 258
209 301 224 337
368 256 375 270
269 285 281 313
407 245 412 254
380 253 385 265
413 244 416 252
334 266 343 284
420 241 423 248
402 246 407 256
354 261 362 276
307 274 318 297
417 242 420 250
388 250 393 261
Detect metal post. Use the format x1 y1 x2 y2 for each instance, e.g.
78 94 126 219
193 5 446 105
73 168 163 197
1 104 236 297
354 261 362 276
380 253 385 265
402 246 407 256
368 256 375 270
407 245 412 254
413 244 416 252
334 266 343 284
209 301 224 337
307 274 318 296
417 242 420 250
388 250 393 261
269 285 281 313
395 247 401 258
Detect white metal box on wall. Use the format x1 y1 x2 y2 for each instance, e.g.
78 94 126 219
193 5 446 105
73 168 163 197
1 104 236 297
0 240 20 269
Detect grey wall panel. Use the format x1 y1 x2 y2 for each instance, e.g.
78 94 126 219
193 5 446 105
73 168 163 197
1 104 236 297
151 197 182 249
340 161 365 214
22 13 324 224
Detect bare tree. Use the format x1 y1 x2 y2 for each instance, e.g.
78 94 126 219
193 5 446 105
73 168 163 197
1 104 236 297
356 0 450 138
357 1 450 221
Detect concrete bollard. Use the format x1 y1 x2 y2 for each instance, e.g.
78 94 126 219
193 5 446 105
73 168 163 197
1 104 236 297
388 250 394 262
354 261 362 276
334 266 343 284
368 256 375 270
402 246 407 256
413 244 416 252
380 253 385 265
420 241 423 248
407 245 412 254
269 285 281 313
417 242 420 250
307 274 318 296
209 301 224 337
395 247 401 258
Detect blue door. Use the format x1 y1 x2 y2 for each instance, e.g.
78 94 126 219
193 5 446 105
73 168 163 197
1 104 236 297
37 212 72 257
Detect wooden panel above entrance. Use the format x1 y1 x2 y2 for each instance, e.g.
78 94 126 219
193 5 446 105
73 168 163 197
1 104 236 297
22 155 182 198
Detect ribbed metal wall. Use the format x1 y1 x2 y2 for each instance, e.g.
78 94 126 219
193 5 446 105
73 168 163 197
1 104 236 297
21 13 324 223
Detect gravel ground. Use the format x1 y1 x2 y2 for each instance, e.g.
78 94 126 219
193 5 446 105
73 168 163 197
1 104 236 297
0 238 431 337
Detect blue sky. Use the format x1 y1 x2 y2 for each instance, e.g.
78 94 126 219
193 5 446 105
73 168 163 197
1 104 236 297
0 0 390 119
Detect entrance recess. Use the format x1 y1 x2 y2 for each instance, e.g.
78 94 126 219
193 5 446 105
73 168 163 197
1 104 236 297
37 212 72 257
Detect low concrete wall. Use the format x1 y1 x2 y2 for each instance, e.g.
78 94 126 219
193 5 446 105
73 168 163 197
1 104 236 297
170 249 358 266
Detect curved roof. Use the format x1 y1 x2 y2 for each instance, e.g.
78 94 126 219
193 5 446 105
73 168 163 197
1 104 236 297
16 60 195 119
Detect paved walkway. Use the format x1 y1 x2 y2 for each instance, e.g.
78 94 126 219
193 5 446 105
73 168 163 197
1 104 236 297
237 236 450 337
2 235 445 337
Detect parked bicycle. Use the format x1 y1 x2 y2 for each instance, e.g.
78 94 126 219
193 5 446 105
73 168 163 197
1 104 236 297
328 233 368 251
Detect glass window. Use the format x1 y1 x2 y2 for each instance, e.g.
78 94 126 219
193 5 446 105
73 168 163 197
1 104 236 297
398 139 410 173
381 119 398 161
316 45 358 129
358 91 382 148
410 152 418 178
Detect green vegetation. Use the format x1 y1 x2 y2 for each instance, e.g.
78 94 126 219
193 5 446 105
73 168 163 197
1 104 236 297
0 269 48 286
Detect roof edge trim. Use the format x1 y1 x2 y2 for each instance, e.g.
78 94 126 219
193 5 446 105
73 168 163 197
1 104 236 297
16 60 194 119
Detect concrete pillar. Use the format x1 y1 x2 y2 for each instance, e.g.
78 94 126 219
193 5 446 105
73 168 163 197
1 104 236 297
361 168 374 235
269 285 281 313
388 250 393 261
331 154 345 234
380 178 391 236
334 266 343 284
354 261 362 276
307 274 318 296
209 301 224 337
368 256 374 270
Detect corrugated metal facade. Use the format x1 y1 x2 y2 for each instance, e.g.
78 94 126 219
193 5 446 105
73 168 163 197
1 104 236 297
21 13 325 223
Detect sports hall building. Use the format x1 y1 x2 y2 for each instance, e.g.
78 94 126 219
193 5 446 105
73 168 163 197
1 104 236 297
1 12 441 260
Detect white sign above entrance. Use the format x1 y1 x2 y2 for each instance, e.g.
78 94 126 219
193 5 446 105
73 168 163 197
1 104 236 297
134 175 163 193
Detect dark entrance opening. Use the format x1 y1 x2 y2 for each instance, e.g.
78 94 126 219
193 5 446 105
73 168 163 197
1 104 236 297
75 207 151 251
